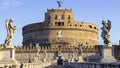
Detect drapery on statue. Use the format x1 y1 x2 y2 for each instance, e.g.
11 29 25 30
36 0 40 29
57 0 63 9
101 20 111 45
5 18 16 47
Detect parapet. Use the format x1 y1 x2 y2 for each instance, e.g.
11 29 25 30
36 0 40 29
15 45 102 53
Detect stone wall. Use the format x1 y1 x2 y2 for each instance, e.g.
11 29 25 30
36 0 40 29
15 45 102 63
113 45 120 61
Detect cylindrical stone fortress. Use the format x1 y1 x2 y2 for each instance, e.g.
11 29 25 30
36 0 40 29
22 9 98 47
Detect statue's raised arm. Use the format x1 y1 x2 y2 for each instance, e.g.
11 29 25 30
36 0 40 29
107 20 111 32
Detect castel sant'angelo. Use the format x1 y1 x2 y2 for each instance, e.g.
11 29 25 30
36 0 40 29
1 1 120 68
22 8 98 47
15 1 101 63
9 1 120 63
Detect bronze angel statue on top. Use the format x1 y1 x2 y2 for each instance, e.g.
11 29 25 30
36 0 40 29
101 20 111 45
57 0 63 9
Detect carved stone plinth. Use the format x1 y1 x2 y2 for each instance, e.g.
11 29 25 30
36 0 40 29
78 56 84 62
43 59 47 62
0 45 20 67
70 58 74 62
102 44 116 62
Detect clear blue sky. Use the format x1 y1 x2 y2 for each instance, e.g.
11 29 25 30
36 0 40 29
0 0 120 46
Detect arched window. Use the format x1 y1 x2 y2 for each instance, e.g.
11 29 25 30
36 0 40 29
94 27 96 29
75 24 77 26
80 25 82 27
89 25 92 28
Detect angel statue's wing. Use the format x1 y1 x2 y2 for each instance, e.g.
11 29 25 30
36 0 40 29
107 20 111 31
5 19 9 33
57 1 60 6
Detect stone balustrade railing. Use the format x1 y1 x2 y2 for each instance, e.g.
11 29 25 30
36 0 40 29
65 62 120 68
0 62 53 68
20 62 53 68
0 64 20 68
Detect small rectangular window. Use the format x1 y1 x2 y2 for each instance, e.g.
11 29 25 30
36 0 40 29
61 15 64 19
68 15 70 19
55 15 57 19
55 22 58 26
62 22 64 26
55 22 64 26
58 22 61 26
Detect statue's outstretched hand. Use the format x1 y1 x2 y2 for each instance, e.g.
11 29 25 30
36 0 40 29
14 26 16 30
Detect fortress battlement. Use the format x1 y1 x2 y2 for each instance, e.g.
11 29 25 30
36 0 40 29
15 45 102 53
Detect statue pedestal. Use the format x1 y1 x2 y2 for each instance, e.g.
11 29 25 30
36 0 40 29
43 59 47 62
102 44 116 62
78 56 84 62
0 45 20 67
71 58 74 62
34 56 42 63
